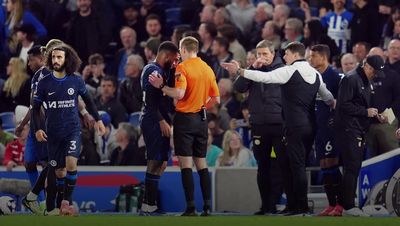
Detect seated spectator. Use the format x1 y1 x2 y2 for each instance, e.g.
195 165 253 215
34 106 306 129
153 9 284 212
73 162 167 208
207 113 226 148
226 0 256 35
0 117 14 147
272 4 290 30
218 78 241 119
95 76 128 128
281 18 303 49
216 130 256 167
119 54 144 114
140 14 167 48
14 24 36 64
249 2 273 49
211 37 233 81
0 57 30 113
340 53 358 74
139 0 165 26
261 21 281 51
229 100 252 149
94 111 118 165
352 42 371 63
246 49 257 68
213 7 231 27
198 22 217 60
5 0 47 55
110 122 146 166
112 27 141 80
82 53 107 91
206 128 223 167
143 37 160 63
2 121 28 172
217 24 247 67
171 25 191 47
200 4 217 24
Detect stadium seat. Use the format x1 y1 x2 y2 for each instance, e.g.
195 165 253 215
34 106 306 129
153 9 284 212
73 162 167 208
129 112 142 128
0 112 15 130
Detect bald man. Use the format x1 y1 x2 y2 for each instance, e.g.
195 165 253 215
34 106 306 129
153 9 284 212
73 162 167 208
340 53 358 74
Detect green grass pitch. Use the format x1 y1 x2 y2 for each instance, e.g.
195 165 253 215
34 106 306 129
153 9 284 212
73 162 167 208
1 215 400 226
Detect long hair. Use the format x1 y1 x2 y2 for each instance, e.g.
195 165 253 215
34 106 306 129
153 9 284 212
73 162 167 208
3 57 29 97
46 44 82 75
6 0 24 30
40 39 63 57
219 130 243 166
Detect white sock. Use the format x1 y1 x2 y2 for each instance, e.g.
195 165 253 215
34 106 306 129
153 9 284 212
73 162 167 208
141 203 157 212
27 191 38 201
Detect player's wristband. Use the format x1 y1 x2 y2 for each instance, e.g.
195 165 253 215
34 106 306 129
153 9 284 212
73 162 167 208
80 108 89 116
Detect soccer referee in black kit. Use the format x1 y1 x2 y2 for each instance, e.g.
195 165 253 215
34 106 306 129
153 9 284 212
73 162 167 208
334 55 385 217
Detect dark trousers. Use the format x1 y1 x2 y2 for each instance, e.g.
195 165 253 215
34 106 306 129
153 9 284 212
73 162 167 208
336 130 365 210
252 123 284 211
284 125 315 210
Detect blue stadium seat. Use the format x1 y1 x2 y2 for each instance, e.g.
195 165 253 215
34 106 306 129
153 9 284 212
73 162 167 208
129 112 142 128
0 112 15 130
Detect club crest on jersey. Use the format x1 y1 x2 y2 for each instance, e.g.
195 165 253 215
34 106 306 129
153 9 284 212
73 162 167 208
68 88 75 95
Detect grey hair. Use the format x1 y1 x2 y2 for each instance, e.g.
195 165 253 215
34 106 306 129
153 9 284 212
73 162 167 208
127 54 145 71
118 122 138 141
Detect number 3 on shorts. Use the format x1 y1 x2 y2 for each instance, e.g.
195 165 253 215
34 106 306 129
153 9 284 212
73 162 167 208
70 140 77 150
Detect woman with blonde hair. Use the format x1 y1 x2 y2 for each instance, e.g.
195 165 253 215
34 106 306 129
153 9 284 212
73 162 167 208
216 130 256 167
5 0 47 54
0 57 30 112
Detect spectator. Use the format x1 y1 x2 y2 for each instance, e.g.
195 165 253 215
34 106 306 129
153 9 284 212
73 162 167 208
94 111 118 165
141 14 167 48
95 76 127 128
303 19 339 61
249 2 274 49
225 0 256 35
5 0 47 55
171 25 191 46
216 130 256 167
14 24 35 64
207 113 226 148
3 122 28 172
206 128 223 167
65 0 112 65
121 3 146 43
382 7 400 48
198 22 217 61
143 37 160 63
213 7 231 27
386 38 400 72
0 57 30 113
352 42 371 63
218 24 247 67
261 21 282 51
0 117 14 147
350 0 381 47
321 0 353 53
281 18 304 49
200 4 217 23
246 49 257 68
110 122 145 166
119 54 144 114
211 37 233 81
340 53 358 74
218 78 241 119
139 0 165 26
82 53 107 91
272 4 290 30
112 27 140 80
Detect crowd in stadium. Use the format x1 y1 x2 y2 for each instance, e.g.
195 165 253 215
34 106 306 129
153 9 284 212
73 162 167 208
0 0 400 216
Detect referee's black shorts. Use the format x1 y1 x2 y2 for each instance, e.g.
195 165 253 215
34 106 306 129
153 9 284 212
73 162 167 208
173 111 208 158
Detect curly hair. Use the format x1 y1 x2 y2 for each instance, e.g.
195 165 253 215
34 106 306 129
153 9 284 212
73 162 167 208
46 44 82 75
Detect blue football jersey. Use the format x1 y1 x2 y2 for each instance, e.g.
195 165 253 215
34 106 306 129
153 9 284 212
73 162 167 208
321 11 353 54
33 73 86 133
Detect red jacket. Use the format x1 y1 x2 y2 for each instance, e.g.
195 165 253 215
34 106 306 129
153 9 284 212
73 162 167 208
2 140 25 166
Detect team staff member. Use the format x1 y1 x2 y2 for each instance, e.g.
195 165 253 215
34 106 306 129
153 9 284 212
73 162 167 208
334 55 384 217
140 41 180 215
222 42 335 216
234 40 285 215
308 44 343 216
149 36 220 216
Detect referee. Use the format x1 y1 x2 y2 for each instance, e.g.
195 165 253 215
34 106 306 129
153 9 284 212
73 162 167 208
223 42 335 216
149 36 220 216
